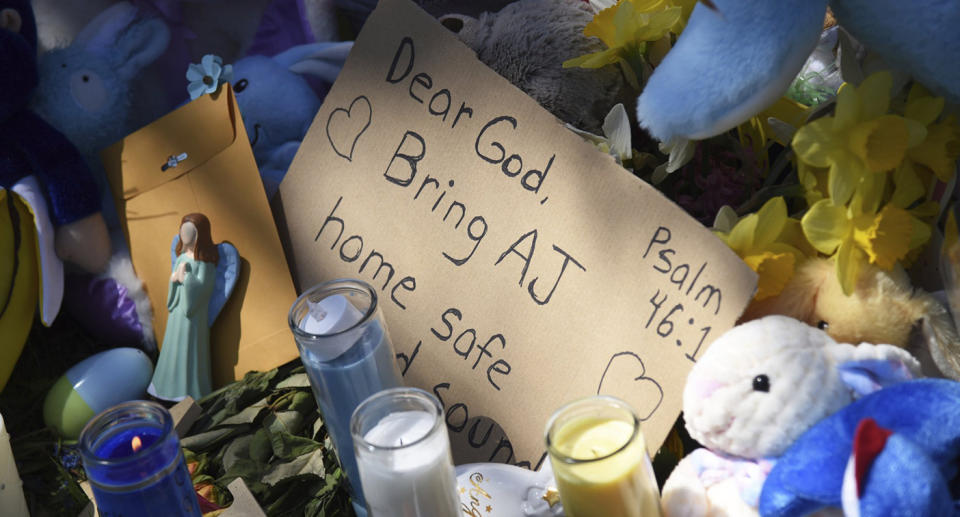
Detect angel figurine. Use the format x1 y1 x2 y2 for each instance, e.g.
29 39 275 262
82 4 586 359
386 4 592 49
149 213 238 401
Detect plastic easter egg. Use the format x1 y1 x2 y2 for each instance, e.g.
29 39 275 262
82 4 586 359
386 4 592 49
43 348 153 440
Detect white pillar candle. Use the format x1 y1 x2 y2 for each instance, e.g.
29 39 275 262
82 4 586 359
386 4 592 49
0 412 29 516
298 294 365 360
352 390 459 517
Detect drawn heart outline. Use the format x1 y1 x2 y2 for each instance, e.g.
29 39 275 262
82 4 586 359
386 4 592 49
326 95 372 162
597 351 664 421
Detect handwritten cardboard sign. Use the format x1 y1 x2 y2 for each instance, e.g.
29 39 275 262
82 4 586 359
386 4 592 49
277 0 757 468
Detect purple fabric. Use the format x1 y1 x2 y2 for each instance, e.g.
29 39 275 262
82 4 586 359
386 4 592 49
246 0 315 57
64 273 145 350
130 0 194 106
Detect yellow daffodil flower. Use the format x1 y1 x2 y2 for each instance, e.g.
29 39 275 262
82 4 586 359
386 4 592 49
715 197 809 300
564 0 692 88
802 188 930 295
792 71 926 206
902 84 960 184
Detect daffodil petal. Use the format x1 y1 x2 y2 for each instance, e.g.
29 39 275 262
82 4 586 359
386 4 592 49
726 213 758 253
754 197 787 246
744 251 795 301
890 161 925 208
909 216 932 251
779 218 818 257
835 239 864 296
857 172 887 215
848 115 909 173
905 95 945 126
792 118 839 168
584 1 619 47
908 120 960 182
833 83 860 129
853 204 912 269
828 151 865 205
563 48 622 69
857 70 893 120
802 200 850 255
904 118 928 149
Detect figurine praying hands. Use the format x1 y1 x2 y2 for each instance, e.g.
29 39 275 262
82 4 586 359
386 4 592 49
149 213 238 401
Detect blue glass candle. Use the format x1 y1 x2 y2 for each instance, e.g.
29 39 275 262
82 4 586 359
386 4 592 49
79 401 201 517
289 279 404 517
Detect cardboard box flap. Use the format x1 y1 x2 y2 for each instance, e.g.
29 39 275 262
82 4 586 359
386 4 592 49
104 88 238 201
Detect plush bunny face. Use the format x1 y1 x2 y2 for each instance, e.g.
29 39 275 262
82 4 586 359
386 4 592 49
683 315 855 459
231 55 321 162
31 3 168 154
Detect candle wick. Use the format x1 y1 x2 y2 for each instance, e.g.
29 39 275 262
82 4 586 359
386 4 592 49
591 447 600 457
400 438 404 446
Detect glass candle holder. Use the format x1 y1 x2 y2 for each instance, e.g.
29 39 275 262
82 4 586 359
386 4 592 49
79 401 201 516
289 279 404 515
351 387 459 517
545 396 661 517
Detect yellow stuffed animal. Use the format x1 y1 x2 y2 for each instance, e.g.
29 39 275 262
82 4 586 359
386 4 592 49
743 257 960 380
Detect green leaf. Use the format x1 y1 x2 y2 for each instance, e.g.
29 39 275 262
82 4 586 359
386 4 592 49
249 429 274 465
262 474 325 516
181 426 248 452
265 411 306 436
221 435 253 472
262 449 326 485
269 430 321 461
276 373 311 389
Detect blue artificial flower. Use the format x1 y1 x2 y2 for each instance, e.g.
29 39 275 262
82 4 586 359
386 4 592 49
186 55 234 100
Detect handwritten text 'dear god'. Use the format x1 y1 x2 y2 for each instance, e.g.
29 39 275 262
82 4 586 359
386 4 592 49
326 95 373 161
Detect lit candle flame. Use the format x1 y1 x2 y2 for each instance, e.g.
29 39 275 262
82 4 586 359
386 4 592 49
131 435 143 453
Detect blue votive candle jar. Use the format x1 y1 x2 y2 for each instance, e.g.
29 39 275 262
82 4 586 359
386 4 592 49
79 401 201 516
289 279 404 517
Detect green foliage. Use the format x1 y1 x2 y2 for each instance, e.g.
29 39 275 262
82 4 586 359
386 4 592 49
186 362 354 516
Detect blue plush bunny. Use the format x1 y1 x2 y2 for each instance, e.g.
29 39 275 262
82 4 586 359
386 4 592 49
637 0 960 145
31 2 170 351
230 40 352 197
760 379 960 517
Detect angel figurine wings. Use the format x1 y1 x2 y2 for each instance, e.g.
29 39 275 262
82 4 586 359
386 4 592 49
148 213 238 401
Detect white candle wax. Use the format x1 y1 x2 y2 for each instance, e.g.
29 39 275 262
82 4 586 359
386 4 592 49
298 294 364 360
0 412 29 516
357 410 460 517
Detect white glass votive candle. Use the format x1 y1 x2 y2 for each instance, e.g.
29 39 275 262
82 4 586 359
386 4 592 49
351 387 460 517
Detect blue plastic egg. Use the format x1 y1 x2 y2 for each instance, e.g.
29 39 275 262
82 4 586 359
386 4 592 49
43 348 154 439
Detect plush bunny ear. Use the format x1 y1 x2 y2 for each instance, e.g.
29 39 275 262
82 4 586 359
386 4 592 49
828 343 921 397
73 2 139 52
273 41 353 83
73 2 170 79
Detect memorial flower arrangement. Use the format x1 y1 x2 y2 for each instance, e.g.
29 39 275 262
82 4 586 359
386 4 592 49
712 70 960 299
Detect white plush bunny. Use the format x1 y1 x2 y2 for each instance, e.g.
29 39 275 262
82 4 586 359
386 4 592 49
661 315 921 517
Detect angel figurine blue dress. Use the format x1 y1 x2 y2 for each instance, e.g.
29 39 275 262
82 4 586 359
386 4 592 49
149 213 238 401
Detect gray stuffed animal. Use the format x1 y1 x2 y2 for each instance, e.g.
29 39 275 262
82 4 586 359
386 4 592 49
439 0 626 133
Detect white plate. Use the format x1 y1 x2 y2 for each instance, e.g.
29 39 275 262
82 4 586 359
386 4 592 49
455 462 564 517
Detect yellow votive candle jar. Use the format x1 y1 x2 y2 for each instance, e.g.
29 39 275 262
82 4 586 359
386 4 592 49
545 396 661 517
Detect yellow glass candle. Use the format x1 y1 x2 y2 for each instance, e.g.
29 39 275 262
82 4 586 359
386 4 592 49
545 397 661 517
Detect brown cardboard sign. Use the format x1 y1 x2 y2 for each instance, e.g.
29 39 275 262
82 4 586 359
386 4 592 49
277 0 757 468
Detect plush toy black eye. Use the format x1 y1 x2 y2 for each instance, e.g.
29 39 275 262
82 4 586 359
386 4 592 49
82 75 89 83
817 320 829 330
233 79 248 93
61 63 67 68
752 374 770 392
